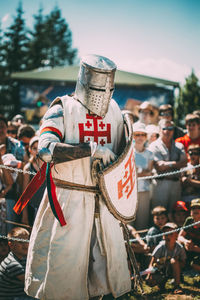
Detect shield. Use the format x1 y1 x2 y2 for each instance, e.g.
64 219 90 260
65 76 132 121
92 113 138 223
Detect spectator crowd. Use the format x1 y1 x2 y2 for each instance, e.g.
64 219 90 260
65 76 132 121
0 102 199 297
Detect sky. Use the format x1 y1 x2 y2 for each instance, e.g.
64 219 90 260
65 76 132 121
0 0 200 84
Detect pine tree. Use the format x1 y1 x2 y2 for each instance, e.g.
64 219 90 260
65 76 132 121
3 1 29 74
27 6 48 69
0 23 6 78
176 71 200 125
43 6 77 67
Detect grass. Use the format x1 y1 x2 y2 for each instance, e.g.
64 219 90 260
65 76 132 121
103 274 200 300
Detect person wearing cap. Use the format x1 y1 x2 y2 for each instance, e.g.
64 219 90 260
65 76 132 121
176 113 200 159
21 136 46 226
149 119 187 214
159 104 185 140
146 124 159 145
24 55 132 300
178 198 200 274
171 201 189 227
11 114 25 125
146 222 186 294
136 101 158 126
181 144 200 203
132 122 154 230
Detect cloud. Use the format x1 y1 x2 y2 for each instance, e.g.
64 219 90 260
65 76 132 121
117 57 200 84
2 13 10 24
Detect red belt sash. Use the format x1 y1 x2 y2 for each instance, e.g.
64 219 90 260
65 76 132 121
13 162 66 227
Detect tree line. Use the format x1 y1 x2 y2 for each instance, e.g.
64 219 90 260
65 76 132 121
0 2 77 117
0 2 199 122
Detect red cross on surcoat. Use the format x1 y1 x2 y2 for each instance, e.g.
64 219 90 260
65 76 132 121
79 114 111 146
117 149 135 200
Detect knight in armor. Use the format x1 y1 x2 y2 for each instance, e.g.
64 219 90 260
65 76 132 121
24 55 132 300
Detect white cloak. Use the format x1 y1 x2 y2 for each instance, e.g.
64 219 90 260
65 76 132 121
25 96 131 300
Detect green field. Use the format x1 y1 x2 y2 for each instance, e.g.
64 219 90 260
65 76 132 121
102 275 200 300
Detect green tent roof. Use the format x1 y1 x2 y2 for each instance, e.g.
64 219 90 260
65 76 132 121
11 65 179 87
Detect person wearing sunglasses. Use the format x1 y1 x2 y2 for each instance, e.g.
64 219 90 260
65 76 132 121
181 144 200 203
7 121 19 139
132 122 154 230
159 104 185 140
176 114 200 160
149 119 187 219
17 124 36 162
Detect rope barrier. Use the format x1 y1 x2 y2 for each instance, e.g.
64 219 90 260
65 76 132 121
0 163 199 242
130 219 200 243
0 163 200 180
138 163 200 180
1 219 200 244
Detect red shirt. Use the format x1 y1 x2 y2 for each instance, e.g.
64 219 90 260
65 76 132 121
176 134 200 154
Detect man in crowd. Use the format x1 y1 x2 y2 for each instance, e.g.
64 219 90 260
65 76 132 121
149 119 187 215
158 104 185 140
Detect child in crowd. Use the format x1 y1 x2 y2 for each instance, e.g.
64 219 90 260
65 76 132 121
0 238 9 263
0 227 35 299
146 206 168 251
146 222 186 294
171 201 189 227
178 198 200 273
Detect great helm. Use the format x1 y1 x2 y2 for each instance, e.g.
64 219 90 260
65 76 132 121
74 54 117 118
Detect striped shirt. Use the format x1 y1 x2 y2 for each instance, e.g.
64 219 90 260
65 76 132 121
0 252 26 299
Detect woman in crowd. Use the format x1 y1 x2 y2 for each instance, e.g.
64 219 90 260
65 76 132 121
132 122 153 230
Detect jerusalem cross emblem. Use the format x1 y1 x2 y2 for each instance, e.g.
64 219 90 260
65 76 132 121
79 114 111 146
117 149 136 200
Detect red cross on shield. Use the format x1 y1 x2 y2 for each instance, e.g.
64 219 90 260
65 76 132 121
118 149 135 200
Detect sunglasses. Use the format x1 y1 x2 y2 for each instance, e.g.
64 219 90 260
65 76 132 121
160 111 172 117
7 130 17 134
162 126 174 131
140 111 154 116
134 133 147 137
188 150 200 156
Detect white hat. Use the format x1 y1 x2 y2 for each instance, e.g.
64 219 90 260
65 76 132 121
132 122 147 133
2 153 21 168
29 136 39 148
146 124 159 134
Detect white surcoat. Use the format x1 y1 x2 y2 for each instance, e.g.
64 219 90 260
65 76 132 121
25 95 131 300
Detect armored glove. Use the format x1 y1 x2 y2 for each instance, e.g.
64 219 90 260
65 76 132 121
90 142 117 167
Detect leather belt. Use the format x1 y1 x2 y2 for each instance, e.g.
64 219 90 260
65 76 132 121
53 178 101 218
53 178 101 194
